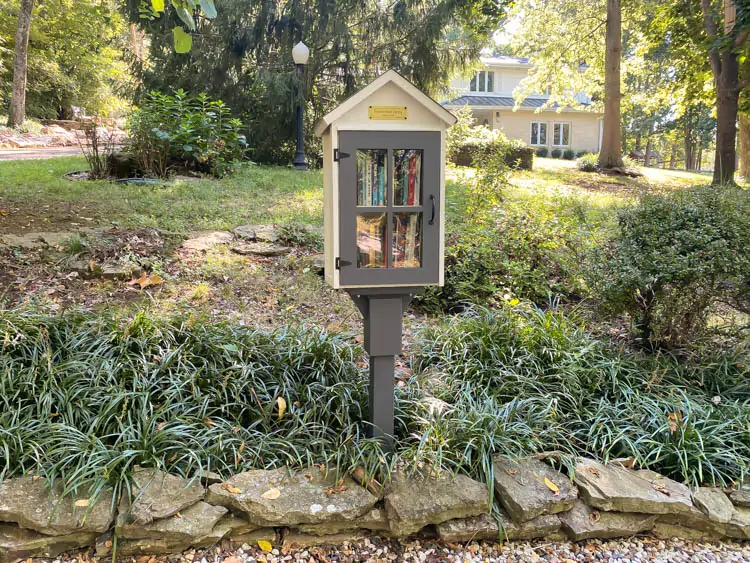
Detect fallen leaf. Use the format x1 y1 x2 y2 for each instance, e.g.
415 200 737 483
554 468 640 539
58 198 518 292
611 457 635 469
667 411 682 433
74 499 90 507
588 466 601 477
104 540 113 549
238 441 245 454
220 483 243 494
261 487 281 500
544 477 560 495
0 210 7 216
588 510 601 524
277 397 287 420
504 468 518 476
203 417 214 429
653 483 671 496
257 540 273 553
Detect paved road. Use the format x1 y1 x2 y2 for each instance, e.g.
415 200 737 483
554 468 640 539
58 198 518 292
0 147 82 160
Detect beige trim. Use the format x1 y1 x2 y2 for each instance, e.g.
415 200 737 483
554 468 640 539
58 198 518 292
314 70 457 137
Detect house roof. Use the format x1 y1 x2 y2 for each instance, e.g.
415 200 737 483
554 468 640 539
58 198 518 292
479 56 531 66
443 95 596 112
314 69 457 136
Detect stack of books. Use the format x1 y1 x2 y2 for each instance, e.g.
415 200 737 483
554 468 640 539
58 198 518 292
357 150 386 206
392 214 421 268
394 149 422 206
357 214 386 268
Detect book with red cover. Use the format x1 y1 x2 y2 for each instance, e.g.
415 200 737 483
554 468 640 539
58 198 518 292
407 153 416 205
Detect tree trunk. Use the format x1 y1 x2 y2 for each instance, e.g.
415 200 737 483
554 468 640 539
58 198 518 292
697 148 702 171
670 144 677 169
713 50 740 184
739 113 750 178
6 0 35 128
684 117 694 171
644 136 652 167
599 0 623 168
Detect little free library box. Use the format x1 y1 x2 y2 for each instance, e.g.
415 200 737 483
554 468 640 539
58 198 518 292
315 70 456 446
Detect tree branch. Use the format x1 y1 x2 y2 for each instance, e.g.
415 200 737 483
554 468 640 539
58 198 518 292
700 0 722 79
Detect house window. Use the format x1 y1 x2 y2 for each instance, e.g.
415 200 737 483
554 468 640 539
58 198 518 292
530 121 547 146
470 71 494 93
553 123 571 146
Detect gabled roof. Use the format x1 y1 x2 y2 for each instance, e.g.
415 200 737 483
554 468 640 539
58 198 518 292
443 95 595 112
314 69 457 136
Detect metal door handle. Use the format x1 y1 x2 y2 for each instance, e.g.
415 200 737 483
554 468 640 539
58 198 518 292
428 194 436 225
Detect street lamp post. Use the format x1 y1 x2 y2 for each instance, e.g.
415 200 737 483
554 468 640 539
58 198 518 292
292 41 310 170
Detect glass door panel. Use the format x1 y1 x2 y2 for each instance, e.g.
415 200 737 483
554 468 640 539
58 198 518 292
357 150 387 207
392 213 422 268
393 149 422 206
356 213 387 268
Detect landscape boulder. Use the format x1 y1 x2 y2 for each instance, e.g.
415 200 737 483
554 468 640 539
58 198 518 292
730 490 750 508
0 477 115 536
181 231 233 251
573 459 693 515
205 468 377 527
296 507 389 536
118 469 206 525
436 511 563 543
558 501 657 541
233 225 279 243
231 242 291 257
384 469 489 537
692 487 735 524
0 523 97 563
116 501 227 541
493 457 577 522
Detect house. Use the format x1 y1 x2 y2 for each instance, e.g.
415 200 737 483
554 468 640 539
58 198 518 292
444 56 603 154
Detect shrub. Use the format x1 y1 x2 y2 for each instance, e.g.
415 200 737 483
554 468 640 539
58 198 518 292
446 105 476 161
563 149 575 160
576 150 589 158
127 90 247 178
551 148 562 158
536 147 549 157
405 304 750 488
450 126 534 171
591 186 750 348
77 120 118 179
577 152 599 172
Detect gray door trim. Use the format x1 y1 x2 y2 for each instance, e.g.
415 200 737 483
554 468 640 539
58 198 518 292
338 130 440 287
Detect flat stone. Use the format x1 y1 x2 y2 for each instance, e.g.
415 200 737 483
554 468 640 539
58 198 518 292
384 470 489 537
229 528 278 546
692 487 735 524
68 260 137 280
231 242 291 257
730 489 750 508
120 468 205 525
182 231 233 251
573 459 693 515
0 522 97 562
296 507 389 535
311 254 325 273
559 500 657 540
653 522 723 541
723 507 750 539
233 225 279 243
0 477 115 536
436 512 562 543
493 457 577 522
117 501 226 541
205 467 377 527
36 232 79 247
199 513 258 545
0 234 44 250
282 531 366 549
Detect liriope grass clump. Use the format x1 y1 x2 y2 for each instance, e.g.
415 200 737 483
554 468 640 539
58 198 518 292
402 305 749 489
0 306 388 502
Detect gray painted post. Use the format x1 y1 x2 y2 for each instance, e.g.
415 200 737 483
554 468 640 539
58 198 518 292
347 289 421 450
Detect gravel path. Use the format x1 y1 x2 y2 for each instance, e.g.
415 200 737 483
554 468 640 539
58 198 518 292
60 536 749 563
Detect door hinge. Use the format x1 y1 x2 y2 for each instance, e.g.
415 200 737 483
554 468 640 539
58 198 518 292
333 149 350 162
335 257 352 270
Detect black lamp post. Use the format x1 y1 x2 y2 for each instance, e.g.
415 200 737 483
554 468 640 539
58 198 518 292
292 41 309 170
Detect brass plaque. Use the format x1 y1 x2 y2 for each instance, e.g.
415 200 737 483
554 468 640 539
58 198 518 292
368 105 408 120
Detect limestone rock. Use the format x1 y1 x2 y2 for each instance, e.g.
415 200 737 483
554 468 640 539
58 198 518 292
311 254 325 274
229 528 278 546
573 459 693 515
0 522 97 563
233 225 279 243
558 501 657 541
384 470 489 537
182 231 233 251
493 457 577 523
723 507 750 539
653 522 723 541
436 512 562 543
199 513 258 545
117 501 226 541
692 487 735 524
205 468 377 527
282 531 366 549
0 234 44 250
730 489 750 508
0 477 114 536
296 508 389 535
231 242 291 257
120 469 205 525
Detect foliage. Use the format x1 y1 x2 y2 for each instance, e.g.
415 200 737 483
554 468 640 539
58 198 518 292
450 126 533 170
536 147 548 157
551 148 562 158
591 185 750 348
276 221 323 251
78 121 118 180
445 105 477 161
406 304 750 489
0 307 388 499
563 149 575 160
126 90 247 178
0 0 130 119
126 0 510 164
577 152 599 172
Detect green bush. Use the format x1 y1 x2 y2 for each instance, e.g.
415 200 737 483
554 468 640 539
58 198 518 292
551 148 562 158
536 147 549 157
405 304 750 488
576 150 589 158
450 126 534 171
592 186 750 348
563 149 575 160
577 152 599 172
127 90 247 178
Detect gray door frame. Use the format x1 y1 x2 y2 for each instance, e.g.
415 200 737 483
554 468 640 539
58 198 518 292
338 130 440 286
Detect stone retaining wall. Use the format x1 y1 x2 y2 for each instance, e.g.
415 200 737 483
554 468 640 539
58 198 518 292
1 457 747 562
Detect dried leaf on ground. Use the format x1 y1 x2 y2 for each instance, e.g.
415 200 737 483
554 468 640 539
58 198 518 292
262 487 281 500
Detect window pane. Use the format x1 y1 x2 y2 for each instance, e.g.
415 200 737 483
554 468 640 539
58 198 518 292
393 149 422 206
562 124 570 146
470 74 477 91
539 123 547 145
487 71 494 93
357 213 386 268
531 122 538 145
392 213 422 268
553 123 561 145
478 71 486 92
356 149 387 207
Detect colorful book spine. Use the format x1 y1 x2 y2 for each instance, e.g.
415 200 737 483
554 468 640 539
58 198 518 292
407 153 416 205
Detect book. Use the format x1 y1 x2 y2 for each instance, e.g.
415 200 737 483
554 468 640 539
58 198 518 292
407 153 416 205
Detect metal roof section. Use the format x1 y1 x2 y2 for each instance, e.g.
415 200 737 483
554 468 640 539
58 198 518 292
442 95 595 111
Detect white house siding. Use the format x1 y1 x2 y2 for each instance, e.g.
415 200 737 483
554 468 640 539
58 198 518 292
493 110 602 154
